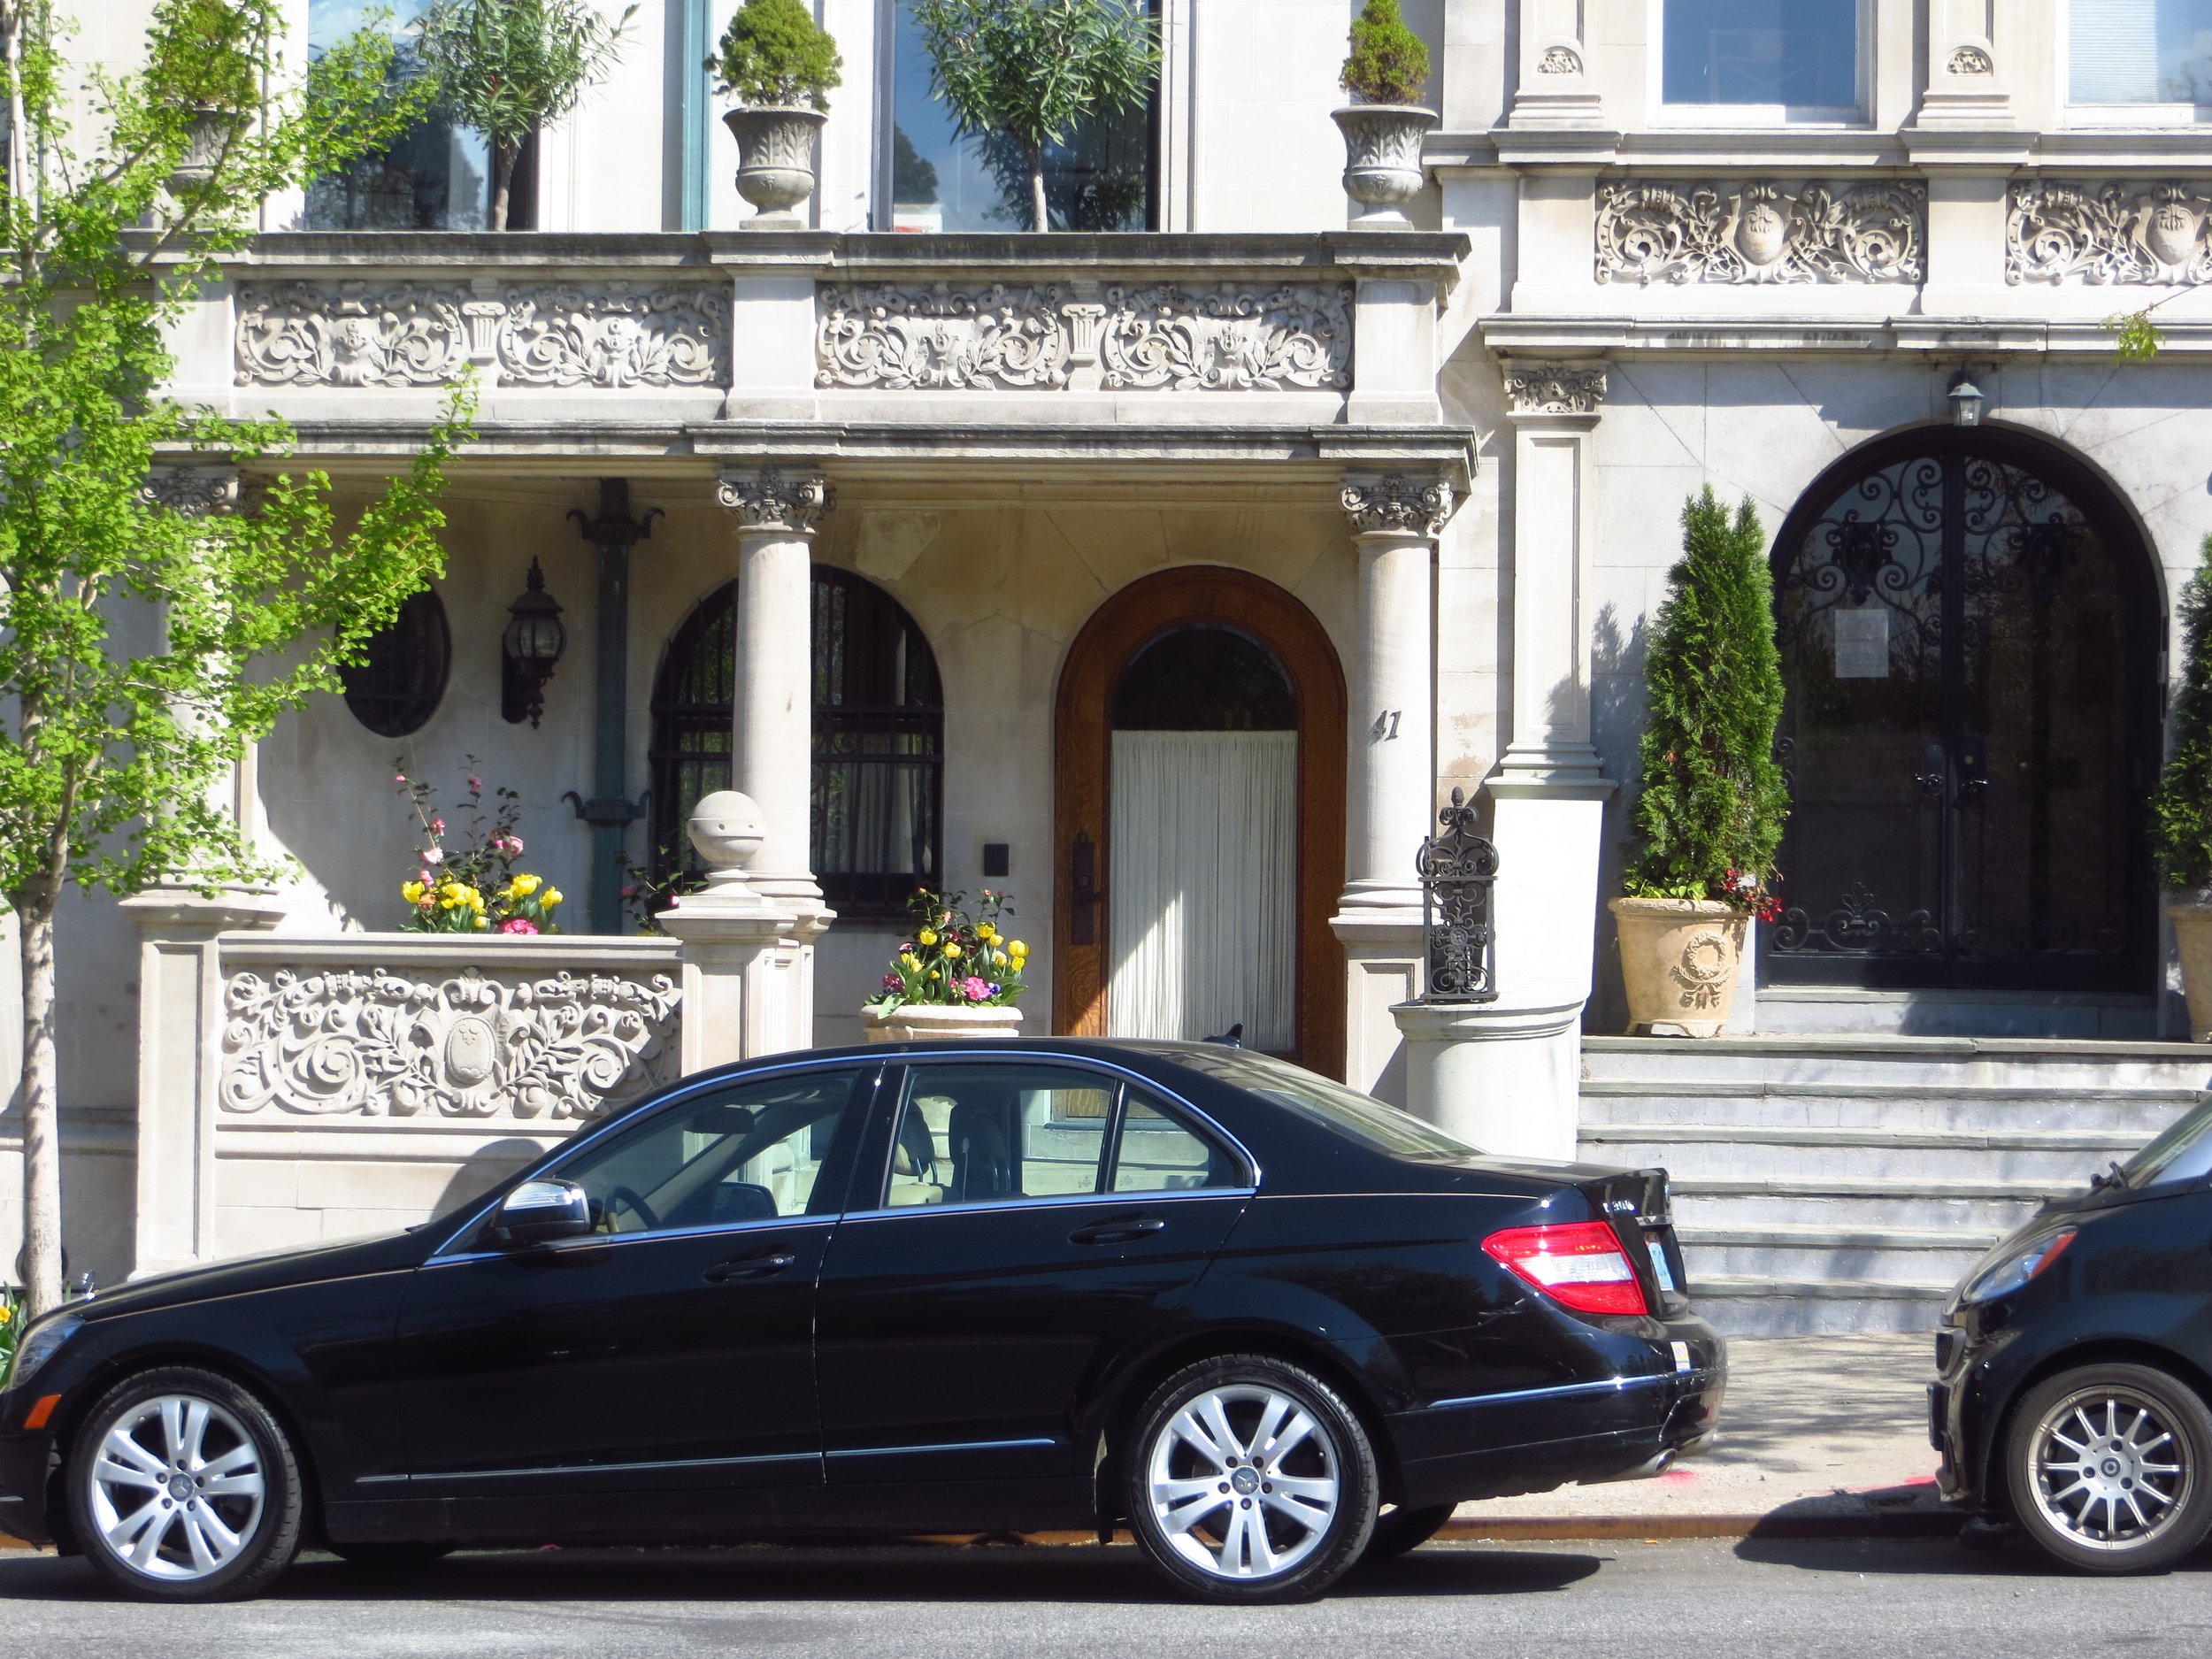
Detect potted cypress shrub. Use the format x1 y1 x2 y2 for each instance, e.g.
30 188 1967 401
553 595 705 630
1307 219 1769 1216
1609 488 1790 1037
2153 538 2212 1039
710 0 842 228
1333 0 1435 229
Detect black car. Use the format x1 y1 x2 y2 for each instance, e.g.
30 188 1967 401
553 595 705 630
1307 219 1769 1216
1934 1091 2212 1572
0 1039 1724 1603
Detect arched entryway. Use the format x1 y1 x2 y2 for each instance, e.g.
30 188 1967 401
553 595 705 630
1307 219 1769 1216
1054 567 1347 1071
1763 426 2162 994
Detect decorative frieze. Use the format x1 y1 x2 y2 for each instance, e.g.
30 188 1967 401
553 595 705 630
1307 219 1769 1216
2008 181 2212 286
234 279 732 388
219 964 681 1118
1503 360 1608 416
143 468 239 518
815 281 1354 392
1341 472 1455 538
1596 180 1925 287
716 467 836 534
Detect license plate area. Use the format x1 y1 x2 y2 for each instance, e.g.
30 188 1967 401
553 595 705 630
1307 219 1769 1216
1642 1229 1679 1295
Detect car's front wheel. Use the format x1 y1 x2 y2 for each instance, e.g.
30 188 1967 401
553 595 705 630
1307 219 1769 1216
2007 1362 2212 1574
66 1367 305 1601
1125 1354 1378 1603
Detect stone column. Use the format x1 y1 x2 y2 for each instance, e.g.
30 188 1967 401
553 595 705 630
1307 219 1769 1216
1332 472 1452 1103
654 791 800 1071
714 467 835 1056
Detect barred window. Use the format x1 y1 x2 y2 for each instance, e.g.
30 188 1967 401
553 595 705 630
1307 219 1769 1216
649 570 943 919
342 588 451 738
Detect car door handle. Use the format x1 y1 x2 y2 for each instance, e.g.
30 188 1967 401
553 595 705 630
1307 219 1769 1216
703 1252 797 1284
1068 1217 1168 1246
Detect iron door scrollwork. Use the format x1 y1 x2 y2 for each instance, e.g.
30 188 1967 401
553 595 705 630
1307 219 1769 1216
1417 789 1499 1003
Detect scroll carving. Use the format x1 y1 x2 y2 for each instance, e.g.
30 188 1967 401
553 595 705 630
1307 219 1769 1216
1537 45 1581 73
1947 45 1993 74
219 965 681 1118
715 467 836 534
143 469 240 518
1341 472 1455 538
2008 181 2212 286
234 280 732 388
1596 180 1924 286
1503 361 1607 416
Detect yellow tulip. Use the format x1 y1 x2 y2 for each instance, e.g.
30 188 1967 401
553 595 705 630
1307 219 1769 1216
511 872 541 896
899 952 918 968
544 888 564 907
918 928 938 946
944 944 962 960
1010 939 1028 957
929 970 941 980
402 880 425 903
978 923 997 942
474 916 488 929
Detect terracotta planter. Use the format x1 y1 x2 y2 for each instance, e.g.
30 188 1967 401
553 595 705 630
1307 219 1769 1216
1609 897 1749 1038
863 1002 1025 1043
1330 104 1436 229
2170 901 2212 1041
723 106 827 229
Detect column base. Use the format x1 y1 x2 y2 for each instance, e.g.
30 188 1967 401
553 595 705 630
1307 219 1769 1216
1330 909 1423 1103
1392 997 1586 1162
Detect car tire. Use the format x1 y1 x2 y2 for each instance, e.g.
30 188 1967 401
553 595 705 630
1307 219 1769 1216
1124 1354 1378 1603
65 1366 305 1602
1361 1501 1456 1563
325 1540 455 1567
2005 1362 2212 1575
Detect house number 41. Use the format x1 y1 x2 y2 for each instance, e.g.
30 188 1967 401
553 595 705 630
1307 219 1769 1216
1370 710 1402 741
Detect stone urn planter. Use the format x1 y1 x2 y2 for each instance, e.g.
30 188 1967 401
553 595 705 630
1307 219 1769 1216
2171 900 2212 1041
1330 104 1436 229
1609 896 1749 1038
864 1002 1025 1043
723 106 827 229
169 105 248 193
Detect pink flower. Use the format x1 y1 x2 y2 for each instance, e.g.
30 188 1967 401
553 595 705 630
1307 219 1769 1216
431 818 446 834
503 835 524 855
467 775 481 792
620 885 638 900
500 918 539 935
423 849 442 864
961 976 992 1002
881 973 903 991
394 772 407 783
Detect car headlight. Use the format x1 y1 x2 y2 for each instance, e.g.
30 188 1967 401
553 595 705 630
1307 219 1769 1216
1960 1229 2076 1305
5 1315 82 1394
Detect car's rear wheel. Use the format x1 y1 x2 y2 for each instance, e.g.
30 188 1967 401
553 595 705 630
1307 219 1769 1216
2006 1363 2212 1574
1361 1501 1456 1563
66 1367 304 1602
1125 1354 1377 1603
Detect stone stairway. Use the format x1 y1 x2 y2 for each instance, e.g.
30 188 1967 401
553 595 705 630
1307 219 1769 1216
1580 1036 2212 1336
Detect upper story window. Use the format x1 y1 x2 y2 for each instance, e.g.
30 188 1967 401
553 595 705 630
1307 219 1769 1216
880 0 1158 232
341 588 451 738
1657 0 1862 123
2069 0 2212 116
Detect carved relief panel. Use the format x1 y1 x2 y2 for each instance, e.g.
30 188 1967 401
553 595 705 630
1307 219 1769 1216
2008 181 2212 285
1596 180 1925 287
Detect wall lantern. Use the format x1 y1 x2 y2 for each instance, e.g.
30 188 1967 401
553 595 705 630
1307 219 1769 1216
1947 369 1985 428
501 556 567 727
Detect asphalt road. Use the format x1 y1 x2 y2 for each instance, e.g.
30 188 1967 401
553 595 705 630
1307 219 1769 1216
0 1536 2205 1658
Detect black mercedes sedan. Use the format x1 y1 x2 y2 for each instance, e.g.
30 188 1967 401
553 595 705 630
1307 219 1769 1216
0 1039 1724 1603
1933 1091 2212 1572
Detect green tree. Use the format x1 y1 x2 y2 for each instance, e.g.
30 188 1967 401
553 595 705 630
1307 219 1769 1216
905 0 1157 233
413 0 635 231
2153 539 2212 890
1340 0 1428 104
1623 488 1791 907
708 0 841 107
0 0 474 1316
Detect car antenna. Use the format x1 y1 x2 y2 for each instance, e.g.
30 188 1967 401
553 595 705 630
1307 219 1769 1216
1203 1024 1244 1048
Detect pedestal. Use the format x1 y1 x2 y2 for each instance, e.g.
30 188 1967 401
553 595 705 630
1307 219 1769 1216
1393 997 1586 1162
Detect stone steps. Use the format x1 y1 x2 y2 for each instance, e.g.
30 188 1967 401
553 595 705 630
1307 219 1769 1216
1580 1036 2207 1335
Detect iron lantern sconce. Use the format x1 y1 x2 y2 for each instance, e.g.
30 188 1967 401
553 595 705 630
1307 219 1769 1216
501 556 567 727
1947 370 1985 428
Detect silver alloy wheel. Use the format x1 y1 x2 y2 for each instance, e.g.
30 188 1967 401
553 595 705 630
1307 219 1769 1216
1145 1384 1341 1579
2028 1384 2193 1551
87 1394 267 1581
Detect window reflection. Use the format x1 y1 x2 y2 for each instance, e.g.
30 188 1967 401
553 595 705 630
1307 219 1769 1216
2071 0 2212 104
1662 0 1858 109
303 0 490 229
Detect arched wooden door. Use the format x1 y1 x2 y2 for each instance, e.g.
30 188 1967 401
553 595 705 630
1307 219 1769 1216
1053 566 1347 1074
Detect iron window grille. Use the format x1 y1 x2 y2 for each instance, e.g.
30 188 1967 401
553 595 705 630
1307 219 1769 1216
341 587 452 738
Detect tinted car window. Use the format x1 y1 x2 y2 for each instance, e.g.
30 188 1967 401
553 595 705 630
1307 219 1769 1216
1168 1048 1480 1157
556 1068 862 1233
1111 1091 1238 1193
2116 1094 2212 1190
886 1064 1115 1208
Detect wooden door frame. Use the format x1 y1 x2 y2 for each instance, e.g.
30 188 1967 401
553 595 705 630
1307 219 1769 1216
1052 565 1348 1077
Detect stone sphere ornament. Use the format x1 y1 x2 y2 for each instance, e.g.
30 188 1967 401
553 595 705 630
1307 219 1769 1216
687 790 767 872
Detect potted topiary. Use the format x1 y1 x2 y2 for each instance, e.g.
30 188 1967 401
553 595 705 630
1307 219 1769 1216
863 887 1030 1041
1609 487 1790 1037
710 0 842 228
1333 0 1435 230
2154 538 2212 1039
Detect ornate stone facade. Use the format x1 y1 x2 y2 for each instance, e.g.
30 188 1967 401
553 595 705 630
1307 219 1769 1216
234 280 732 388
2008 181 2212 285
815 281 1354 392
219 964 681 1118
715 468 836 534
1340 472 1456 538
1596 180 1925 286
1502 360 1608 416
142 468 239 518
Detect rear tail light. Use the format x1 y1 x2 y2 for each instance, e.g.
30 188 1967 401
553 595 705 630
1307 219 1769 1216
1483 1221 1649 1317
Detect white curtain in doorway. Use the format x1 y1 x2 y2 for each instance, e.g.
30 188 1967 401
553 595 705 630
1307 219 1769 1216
1106 730 1296 1051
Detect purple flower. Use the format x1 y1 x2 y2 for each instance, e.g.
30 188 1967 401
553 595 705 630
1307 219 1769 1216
881 973 904 991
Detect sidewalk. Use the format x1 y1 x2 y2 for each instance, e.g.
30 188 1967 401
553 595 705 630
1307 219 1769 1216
1440 1333 1951 1540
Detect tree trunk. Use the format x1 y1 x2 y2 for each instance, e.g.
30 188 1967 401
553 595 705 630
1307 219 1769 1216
489 135 516 233
16 894 61 1318
1026 142 1047 234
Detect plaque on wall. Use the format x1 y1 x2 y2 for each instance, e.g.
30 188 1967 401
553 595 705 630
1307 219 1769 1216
1832 607 1890 679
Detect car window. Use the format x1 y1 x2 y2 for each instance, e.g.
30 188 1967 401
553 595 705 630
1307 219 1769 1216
2116 1094 2212 1190
1166 1047 1480 1157
1111 1091 1240 1194
554 1068 862 1235
884 1064 1116 1208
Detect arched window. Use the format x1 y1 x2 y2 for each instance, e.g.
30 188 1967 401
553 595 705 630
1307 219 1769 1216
342 588 451 738
649 569 944 918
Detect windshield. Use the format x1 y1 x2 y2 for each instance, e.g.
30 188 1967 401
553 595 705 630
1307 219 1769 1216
2116 1094 2212 1191
1168 1048 1480 1158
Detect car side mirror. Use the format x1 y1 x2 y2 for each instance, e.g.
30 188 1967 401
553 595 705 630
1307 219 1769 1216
492 1179 593 1247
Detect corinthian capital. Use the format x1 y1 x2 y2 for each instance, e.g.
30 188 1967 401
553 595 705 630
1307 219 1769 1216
715 467 835 534
1340 472 1455 539
1502 360 1608 417
143 467 241 518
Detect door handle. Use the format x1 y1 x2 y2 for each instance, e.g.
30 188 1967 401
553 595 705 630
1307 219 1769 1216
703 1252 797 1284
1068 1217 1167 1247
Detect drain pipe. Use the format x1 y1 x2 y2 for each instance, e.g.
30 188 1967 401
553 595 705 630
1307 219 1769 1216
565 479 661 933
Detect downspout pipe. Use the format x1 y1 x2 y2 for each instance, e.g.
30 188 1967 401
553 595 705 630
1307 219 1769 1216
565 479 662 933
